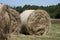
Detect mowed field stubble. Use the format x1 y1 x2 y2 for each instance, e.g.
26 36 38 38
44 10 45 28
8 20 60 40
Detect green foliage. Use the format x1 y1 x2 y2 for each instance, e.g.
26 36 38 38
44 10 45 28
12 3 60 19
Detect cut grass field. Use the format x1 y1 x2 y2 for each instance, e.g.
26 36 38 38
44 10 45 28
8 23 60 40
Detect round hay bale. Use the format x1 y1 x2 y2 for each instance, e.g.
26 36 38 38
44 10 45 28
0 4 21 40
20 10 51 35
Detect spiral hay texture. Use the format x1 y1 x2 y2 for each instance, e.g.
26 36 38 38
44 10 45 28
0 4 21 40
20 10 51 35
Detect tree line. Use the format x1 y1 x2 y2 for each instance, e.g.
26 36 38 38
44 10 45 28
12 3 60 19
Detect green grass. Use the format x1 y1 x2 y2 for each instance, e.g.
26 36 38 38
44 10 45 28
8 24 60 40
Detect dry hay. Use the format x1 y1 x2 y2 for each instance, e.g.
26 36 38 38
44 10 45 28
20 10 51 35
51 19 60 24
0 4 21 40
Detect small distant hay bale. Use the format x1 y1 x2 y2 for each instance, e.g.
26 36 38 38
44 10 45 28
20 10 51 35
51 19 60 24
0 4 21 40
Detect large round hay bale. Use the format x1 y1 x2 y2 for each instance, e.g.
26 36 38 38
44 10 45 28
20 10 51 35
0 4 21 40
